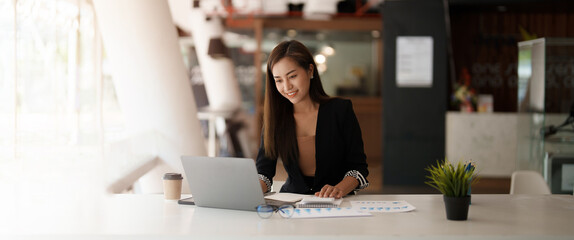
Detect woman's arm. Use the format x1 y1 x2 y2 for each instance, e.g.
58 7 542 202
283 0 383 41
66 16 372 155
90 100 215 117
341 100 370 190
315 99 369 198
255 135 277 193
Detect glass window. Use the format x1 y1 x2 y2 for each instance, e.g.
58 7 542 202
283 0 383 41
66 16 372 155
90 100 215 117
0 0 104 197
0 0 16 163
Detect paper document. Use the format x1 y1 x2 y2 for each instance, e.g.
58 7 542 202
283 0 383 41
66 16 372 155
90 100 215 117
351 201 416 213
290 207 372 219
396 36 434 88
264 193 305 203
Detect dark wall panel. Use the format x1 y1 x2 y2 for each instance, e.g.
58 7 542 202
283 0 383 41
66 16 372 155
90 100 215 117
382 0 448 187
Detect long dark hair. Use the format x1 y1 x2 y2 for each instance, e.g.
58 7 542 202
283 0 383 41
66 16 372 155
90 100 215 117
263 40 330 164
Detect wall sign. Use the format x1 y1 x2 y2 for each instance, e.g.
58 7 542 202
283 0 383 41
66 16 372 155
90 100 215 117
396 36 434 87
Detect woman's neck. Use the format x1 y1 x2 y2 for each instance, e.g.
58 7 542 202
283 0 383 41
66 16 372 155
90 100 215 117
293 98 318 113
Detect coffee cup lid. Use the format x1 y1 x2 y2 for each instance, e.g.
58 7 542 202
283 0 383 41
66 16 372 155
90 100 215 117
163 173 183 180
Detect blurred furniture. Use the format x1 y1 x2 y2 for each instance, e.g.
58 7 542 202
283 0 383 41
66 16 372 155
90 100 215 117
197 107 238 157
446 112 518 177
544 153 574 195
510 170 551 194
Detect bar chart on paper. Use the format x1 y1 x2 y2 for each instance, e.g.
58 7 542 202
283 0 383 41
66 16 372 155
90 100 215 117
289 207 372 219
351 201 416 213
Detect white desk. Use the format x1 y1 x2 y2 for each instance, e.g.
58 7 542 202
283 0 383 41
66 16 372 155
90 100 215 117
1 194 573 239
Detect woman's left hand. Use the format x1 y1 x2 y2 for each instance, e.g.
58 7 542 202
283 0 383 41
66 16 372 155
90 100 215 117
314 176 359 199
315 184 345 199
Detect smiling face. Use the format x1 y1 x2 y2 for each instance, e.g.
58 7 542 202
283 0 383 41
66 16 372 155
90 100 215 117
272 57 314 105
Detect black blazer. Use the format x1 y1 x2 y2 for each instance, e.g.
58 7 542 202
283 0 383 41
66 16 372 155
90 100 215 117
256 98 369 194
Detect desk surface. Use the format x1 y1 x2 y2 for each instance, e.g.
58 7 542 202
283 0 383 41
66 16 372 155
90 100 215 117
1 194 573 239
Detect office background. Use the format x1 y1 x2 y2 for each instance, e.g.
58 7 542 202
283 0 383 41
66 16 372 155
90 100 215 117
0 0 573 202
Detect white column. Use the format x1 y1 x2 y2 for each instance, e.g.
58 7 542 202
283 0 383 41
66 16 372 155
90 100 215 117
93 0 206 193
169 0 242 111
168 0 244 157
191 15 242 111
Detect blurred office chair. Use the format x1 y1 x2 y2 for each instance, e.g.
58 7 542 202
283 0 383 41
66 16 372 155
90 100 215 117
510 170 551 194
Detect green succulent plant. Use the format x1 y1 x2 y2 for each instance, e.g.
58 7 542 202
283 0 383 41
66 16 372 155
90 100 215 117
425 159 479 197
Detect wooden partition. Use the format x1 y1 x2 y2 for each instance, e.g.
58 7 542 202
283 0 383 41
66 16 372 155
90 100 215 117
449 1 574 112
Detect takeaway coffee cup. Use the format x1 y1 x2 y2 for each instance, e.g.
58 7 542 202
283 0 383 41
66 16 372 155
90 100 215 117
162 173 183 200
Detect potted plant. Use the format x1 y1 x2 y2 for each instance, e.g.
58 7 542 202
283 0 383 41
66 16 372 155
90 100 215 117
425 159 478 220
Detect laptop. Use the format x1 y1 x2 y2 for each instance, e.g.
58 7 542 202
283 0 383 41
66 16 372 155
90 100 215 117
180 156 267 211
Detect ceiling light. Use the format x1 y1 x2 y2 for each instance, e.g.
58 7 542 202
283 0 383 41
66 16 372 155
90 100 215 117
314 54 326 64
321 46 335 56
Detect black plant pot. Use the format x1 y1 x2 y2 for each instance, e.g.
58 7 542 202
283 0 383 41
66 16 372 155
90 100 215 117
443 195 471 220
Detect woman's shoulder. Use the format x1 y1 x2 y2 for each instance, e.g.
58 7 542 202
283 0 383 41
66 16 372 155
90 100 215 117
321 97 352 109
318 98 355 127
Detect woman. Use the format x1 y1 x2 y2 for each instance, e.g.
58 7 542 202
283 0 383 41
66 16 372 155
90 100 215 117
256 40 369 199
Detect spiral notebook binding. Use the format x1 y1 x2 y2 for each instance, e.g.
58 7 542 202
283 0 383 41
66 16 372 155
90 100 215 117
296 203 341 208
296 198 343 208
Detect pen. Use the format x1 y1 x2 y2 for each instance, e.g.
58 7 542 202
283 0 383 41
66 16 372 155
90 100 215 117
465 161 475 203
